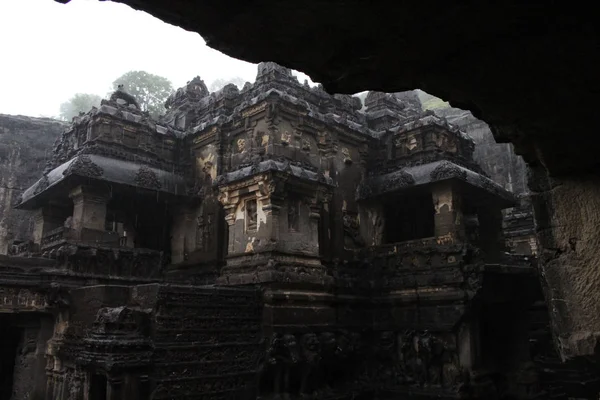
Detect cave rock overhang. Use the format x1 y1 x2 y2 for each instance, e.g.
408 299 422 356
53 0 600 175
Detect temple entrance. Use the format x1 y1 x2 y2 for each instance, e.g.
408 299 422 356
0 316 22 399
89 373 108 400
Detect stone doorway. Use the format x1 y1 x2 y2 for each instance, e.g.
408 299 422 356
0 316 22 399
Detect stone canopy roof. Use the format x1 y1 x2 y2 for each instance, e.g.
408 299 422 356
18 154 187 209
356 160 517 207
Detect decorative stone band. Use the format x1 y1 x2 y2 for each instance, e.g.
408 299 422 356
216 159 334 188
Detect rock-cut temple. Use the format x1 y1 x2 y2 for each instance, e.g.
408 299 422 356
1 62 565 400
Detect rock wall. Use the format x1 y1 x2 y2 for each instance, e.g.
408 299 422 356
530 169 600 360
0 114 65 254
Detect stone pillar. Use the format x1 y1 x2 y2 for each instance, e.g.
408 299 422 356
219 190 239 255
32 209 48 245
69 185 109 235
458 320 476 370
431 181 465 242
359 203 385 247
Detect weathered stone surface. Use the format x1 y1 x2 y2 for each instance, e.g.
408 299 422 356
0 114 65 254
531 171 600 360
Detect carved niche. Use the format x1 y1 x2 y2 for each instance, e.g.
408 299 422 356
196 213 213 251
287 198 300 232
245 198 258 232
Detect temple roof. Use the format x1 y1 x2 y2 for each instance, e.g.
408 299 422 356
17 154 187 209
356 160 517 207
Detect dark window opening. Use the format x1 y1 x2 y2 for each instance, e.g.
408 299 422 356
384 192 434 243
90 373 108 400
139 376 151 400
105 195 172 254
479 303 531 383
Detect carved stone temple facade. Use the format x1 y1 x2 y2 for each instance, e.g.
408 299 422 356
1 63 571 400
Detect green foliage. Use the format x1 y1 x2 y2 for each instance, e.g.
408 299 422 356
209 77 246 92
112 71 173 118
59 93 102 121
416 90 450 111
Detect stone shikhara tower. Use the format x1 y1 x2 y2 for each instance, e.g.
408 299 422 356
1 63 547 400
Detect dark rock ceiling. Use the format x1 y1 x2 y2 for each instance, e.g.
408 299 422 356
57 0 597 177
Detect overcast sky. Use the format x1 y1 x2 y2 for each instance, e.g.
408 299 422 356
0 0 314 118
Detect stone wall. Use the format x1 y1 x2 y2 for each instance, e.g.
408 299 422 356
0 114 65 254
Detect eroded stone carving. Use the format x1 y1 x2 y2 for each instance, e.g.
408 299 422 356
64 155 104 178
134 165 161 189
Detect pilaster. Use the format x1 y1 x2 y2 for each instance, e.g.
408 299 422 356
68 185 110 235
431 181 465 243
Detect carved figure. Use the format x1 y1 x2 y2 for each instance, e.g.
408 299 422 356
343 213 364 248
196 215 205 250
257 334 282 398
281 131 292 145
372 331 397 385
201 160 214 184
317 332 337 391
237 138 246 153
288 201 299 232
299 333 321 397
341 147 352 164
302 138 311 152
246 199 258 231
277 334 300 399
441 350 463 388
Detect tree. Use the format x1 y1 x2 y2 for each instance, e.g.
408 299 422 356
111 71 173 118
209 77 247 92
59 93 102 121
